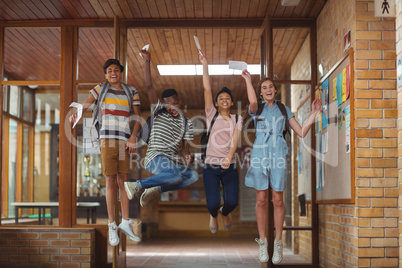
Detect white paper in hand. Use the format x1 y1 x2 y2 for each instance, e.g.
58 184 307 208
139 44 150 58
69 102 83 129
193 36 204 56
229 61 248 71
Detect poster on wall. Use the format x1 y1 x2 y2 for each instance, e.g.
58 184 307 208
316 133 323 191
315 87 322 133
343 30 351 52
321 79 329 130
337 72 343 106
332 77 337 100
345 65 350 100
338 106 343 130
345 105 351 154
342 67 347 102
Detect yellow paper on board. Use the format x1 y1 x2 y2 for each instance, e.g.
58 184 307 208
332 77 337 100
342 68 347 103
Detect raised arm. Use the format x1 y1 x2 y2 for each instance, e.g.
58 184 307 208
141 50 158 105
69 93 96 124
289 98 322 138
199 54 213 110
241 70 258 114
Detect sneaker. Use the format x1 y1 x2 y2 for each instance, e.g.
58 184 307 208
118 219 141 242
124 181 140 200
219 207 232 232
140 187 160 207
272 239 283 264
255 237 268 263
108 221 119 246
209 215 218 234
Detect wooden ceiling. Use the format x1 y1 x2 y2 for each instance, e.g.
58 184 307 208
1 0 325 109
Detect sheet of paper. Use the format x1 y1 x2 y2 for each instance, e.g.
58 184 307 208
139 44 150 58
228 60 247 71
193 36 204 56
69 102 82 128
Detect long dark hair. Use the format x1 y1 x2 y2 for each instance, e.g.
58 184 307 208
242 78 278 142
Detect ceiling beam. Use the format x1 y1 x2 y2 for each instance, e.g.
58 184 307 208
123 18 263 28
0 19 113 28
270 18 315 28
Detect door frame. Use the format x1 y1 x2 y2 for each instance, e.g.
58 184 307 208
260 18 318 268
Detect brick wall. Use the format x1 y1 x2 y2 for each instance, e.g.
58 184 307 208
0 228 95 268
317 0 399 267
396 1 402 267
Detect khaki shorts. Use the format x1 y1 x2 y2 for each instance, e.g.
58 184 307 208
100 139 130 175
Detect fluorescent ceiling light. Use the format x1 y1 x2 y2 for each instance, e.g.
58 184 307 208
281 0 300 6
157 64 261 76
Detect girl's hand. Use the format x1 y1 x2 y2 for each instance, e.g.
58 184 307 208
199 54 207 65
221 156 231 169
69 110 78 124
241 70 251 82
311 98 323 114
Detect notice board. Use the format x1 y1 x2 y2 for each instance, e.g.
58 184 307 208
315 48 355 203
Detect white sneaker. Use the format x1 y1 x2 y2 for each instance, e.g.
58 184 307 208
140 187 160 207
124 181 140 200
118 219 141 242
255 237 268 263
108 221 119 246
272 239 283 264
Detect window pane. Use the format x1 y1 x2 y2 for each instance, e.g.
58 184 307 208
21 125 30 217
4 28 61 81
32 91 60 225
9 86 20 117
76 92 106 224
23 88 33 122
78 28 114 81
2 86 7 112
273 28 311 80
8 120 18 218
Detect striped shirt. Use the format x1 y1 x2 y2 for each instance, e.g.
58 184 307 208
144 100 193 167
90 83 140 141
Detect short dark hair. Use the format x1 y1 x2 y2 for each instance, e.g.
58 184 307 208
103 59 124 74
161 88 179 99
215 87 233 102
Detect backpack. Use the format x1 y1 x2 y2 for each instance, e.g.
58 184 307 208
91 82 134 140
200 111 239 162
137 107 189 145
256 100 290 139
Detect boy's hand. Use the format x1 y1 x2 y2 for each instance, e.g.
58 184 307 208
141 50 151 61
69 110 78 124
126 136 137 154
184 154 195 164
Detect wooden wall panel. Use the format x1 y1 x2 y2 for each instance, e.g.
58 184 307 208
0 0 324 110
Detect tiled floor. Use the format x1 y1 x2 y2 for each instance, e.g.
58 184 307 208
125 237 307 268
